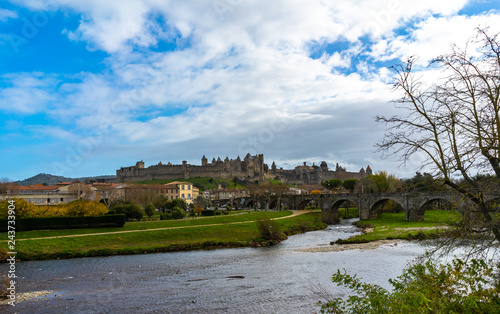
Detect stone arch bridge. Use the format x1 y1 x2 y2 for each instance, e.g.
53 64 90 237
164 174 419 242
223 192 495 222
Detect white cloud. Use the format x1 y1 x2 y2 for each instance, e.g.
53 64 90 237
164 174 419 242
0 8 17 21
367 12 500 65
0 72 58 114
5 0 500 178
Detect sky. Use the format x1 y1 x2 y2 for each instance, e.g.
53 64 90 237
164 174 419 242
1 0 500 181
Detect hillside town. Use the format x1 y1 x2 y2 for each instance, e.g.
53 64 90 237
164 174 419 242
0 154 373 210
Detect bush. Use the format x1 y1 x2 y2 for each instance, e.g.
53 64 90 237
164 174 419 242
160 213 172 220
320 258 500 313
144 204 155 218
256 218 286 241
0 215 126 232
65 200 109 217
171 206 186 220
226 205 232 212
201 210 215 216
110 202 144 221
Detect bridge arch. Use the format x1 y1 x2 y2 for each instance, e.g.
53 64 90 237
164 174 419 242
411 197 457 221
297 199 314 210
368 198 405 219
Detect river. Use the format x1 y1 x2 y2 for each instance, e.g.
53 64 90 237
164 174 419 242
1 219 428 313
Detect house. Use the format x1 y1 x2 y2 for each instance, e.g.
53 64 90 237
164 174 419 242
1 183 82 205
163 181 199 204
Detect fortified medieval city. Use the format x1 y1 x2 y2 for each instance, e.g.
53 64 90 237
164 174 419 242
116 153 372 185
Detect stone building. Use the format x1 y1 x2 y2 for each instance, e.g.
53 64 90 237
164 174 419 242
116 154 265 182
116 153 371 185
0 183 91 205
269 161 372 185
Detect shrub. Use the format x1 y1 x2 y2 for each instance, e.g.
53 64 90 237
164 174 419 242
144 204 155 218
256 218 286 241
110 202 144 221
65 200 108 217
226 205 232 212
160 213 172 220
0 199 109 219
201 210 215 216
0 215 126 232
171 206 186 220
0 199 38 218
320 258 500 313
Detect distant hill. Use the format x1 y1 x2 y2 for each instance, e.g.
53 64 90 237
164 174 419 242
15 173 116 186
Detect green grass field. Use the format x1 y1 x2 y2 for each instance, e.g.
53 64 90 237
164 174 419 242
1 211 326 261
5 211 291 240
338 209 461 243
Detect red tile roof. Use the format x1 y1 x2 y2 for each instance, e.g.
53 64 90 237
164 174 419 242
13 184 59 191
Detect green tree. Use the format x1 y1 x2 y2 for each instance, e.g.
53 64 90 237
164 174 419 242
168 198 187 211
322 179 342 191
170 206 187 219
368 171 398 193
153 195 169 213
194 195 211 209
342 179 357 193
144 203 155 218
110 201 144 221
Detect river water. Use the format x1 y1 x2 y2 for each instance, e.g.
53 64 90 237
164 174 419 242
1 219 428 313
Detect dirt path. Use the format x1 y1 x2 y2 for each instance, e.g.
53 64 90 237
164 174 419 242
13 210 313 241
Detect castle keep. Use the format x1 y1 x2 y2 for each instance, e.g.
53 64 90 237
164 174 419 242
116 154 371 184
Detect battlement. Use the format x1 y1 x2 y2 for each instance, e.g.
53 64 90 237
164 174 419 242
116 154 370 184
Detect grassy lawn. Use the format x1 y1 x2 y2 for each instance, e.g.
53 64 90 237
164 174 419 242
6 212 325 261
7 211 291 240
338 210 461 243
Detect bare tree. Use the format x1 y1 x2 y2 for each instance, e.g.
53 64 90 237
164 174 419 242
376 28 500 243
99 186 121 208
0 178 14 195
68 183 95 201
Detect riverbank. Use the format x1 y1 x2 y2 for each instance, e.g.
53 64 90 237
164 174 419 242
1 211 327 261
335 210 459 244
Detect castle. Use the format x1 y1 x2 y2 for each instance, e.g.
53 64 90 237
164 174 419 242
116 153 372 185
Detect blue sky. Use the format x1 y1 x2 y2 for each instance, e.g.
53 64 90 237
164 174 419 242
1 0 500 181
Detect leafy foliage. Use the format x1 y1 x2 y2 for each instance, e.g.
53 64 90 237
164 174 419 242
368 171 399 193
320 258 500 313
110 201 144 221
323 179 342 190
256 218 286 241
0 199 108 218
144 203 155 217
342 179 357 193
